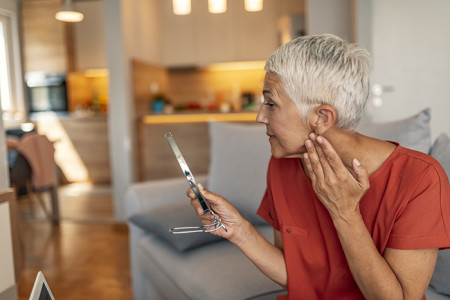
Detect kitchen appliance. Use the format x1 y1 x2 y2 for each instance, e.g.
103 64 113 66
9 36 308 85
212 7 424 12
25 72 68 113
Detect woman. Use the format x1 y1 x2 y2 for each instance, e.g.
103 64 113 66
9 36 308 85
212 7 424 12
188 34 450 299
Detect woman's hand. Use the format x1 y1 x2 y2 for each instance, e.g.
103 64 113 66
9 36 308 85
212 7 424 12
187 184 247 242
302 133 370 223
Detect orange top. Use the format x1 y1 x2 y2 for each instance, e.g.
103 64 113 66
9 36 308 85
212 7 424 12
257 145 450 300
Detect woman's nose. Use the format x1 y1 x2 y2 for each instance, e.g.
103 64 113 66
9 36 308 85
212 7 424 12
256 105 268 124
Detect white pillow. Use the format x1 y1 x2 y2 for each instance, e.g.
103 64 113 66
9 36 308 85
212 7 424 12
357 108 432 154
208 122 271 225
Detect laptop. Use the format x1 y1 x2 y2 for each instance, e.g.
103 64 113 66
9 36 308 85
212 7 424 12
29 271 55 300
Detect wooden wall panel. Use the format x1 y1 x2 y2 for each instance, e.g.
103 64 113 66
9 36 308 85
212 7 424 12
132 59 170 117
21 0 68 73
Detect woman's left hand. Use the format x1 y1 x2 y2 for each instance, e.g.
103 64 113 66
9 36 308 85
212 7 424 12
302 133 370 223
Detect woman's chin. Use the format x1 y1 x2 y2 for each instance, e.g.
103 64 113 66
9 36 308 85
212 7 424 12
270 148 302 159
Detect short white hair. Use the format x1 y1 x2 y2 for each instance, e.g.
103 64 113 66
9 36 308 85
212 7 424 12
265 34 371 130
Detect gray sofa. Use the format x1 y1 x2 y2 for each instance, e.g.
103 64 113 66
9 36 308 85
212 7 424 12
126 108 450 300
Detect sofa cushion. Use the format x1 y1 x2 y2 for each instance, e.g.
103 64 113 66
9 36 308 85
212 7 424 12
431 133 450 174
129 202 223 252
136 225 282 300
208 122 271 225
357 108 432 153
428 133 450 297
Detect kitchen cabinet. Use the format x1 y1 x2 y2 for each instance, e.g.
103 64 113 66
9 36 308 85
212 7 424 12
21 0 68 73
162 0 288 67
21 0 106 73
161 0 196 67
194 1 236 65
234 0 279 61
72 1 106 71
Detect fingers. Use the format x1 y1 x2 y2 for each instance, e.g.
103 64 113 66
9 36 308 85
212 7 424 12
303 135 331 181
303 133 353 181
187 184 223 216
302 141 319 181
311 134 346 174
187 186 205 216
352 158 370 191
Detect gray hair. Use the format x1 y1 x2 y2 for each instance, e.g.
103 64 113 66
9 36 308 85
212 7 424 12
265 34 371 130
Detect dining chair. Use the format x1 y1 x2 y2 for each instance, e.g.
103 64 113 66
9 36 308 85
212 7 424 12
10 132 59 224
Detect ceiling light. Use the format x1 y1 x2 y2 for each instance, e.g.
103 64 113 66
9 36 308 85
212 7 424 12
172 0 191 15
208 0 227 14
55 0 84 22
245 0 263 12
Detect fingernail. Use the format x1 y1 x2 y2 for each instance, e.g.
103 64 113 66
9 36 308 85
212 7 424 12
305 140 313 148
198 183 205 190
303 153 309 160
317 136 323 144
353 158 361 166
309 133 316 141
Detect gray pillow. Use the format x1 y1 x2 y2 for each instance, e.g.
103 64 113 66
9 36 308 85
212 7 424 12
428 133 450 296
129 202 223 252
431 133 450 175
357 108 432 154
208 122 271 225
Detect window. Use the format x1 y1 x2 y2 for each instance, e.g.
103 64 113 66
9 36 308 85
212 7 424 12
0 11 25 120
0 16 12 111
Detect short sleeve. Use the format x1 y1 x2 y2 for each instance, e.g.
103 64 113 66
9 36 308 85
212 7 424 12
257 186 280 231
257 158 281 231
387 166 450 250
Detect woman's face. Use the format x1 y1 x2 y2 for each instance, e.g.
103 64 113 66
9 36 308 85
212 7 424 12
256 72 311 158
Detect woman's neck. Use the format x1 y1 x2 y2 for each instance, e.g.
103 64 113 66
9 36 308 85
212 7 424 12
322 128 397 177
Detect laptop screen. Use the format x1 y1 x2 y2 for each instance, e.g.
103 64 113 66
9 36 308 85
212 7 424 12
39 283 53 300
29 271 55 300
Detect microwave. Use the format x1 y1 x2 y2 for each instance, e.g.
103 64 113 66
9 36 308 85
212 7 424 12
25 72 68 113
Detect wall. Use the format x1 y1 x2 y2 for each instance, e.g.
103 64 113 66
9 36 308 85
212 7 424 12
0 0 18 297
132 59 170 116
103 0 134 221
363 0 450 141
167 67 265 108
67 71 109 112
104 0 165 221
306 0 353 41
132 60 266 115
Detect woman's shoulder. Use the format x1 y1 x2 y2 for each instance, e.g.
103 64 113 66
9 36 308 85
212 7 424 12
389 145 448 181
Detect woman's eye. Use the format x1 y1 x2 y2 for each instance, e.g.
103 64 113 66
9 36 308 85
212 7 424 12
264 102 275 108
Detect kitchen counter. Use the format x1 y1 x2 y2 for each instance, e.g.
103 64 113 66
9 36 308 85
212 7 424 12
137 112 258 181
35 114 110 183
140 111 258 124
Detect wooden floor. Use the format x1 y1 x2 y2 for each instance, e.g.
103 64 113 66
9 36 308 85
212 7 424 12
15 183 134 300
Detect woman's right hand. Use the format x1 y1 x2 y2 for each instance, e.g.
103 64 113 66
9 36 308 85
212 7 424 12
187 184 247 242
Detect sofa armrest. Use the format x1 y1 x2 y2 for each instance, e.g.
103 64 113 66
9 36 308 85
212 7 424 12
125 174 209 218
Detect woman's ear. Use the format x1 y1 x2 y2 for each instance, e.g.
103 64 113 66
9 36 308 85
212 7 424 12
311 105 337 134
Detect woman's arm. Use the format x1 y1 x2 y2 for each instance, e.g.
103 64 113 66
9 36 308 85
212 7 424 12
334 213 437 299
303 134 438 299
188 185 288 288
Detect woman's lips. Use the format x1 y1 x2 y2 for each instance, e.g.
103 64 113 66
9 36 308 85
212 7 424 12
267 133 276 141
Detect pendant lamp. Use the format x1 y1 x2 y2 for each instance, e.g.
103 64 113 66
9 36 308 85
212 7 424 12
245 0 263 12
208 0 227 14
172 0 191 15
55 0 84 22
